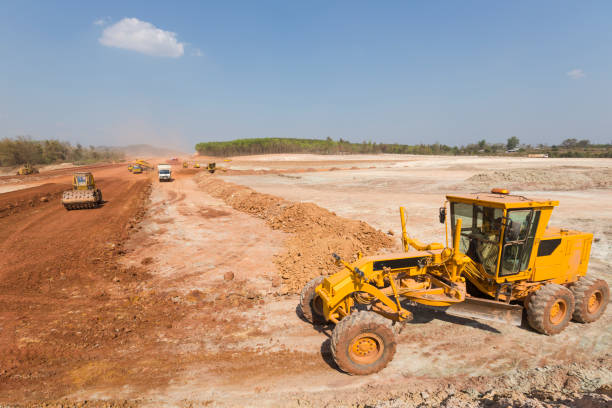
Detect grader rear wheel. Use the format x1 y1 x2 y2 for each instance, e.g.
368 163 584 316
299 276 326 324
527 284 575 335
331 311 396 375
571 277 609 323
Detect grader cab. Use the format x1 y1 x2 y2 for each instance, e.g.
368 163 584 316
300 189 609 375
447 190 593 300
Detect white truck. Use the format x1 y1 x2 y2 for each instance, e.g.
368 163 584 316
157 164 172 182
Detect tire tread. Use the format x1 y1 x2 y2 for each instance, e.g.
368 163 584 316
570 276 609 323
299 276 325 323
527 283 574 335
330 311 396 375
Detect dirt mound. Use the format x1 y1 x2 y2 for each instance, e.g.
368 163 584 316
357 360 612 408
175 168 199 176
0 183 69 218
467 168 612 191
196 175 394 293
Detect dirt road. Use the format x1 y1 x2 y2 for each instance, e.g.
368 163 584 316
0 166 156 401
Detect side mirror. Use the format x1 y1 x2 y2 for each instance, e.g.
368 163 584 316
439 207 446 224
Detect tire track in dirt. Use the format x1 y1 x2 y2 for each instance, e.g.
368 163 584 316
0 167 193 403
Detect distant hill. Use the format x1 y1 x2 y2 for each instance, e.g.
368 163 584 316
103 144 188 158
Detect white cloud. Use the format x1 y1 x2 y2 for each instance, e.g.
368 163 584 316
191 48 204 57
567 68 585 79
99 18 184 58
93 17 110 26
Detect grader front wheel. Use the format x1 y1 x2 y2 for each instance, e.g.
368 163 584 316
299 276 326 324
331 311 396 375
527 284 575 335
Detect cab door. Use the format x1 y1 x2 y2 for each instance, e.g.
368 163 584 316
498 209 540 278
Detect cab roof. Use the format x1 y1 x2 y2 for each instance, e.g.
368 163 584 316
446 192 559 209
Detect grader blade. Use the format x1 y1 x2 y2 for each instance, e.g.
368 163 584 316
445 297 523 326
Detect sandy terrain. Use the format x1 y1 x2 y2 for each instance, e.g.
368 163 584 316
0 155 610 407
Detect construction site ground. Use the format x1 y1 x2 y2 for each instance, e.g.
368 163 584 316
0 155 610 407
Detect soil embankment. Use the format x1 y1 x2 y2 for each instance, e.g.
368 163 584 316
0 183 70 217
196 174 395 292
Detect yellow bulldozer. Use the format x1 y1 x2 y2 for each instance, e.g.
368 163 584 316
62 172 103 210
207 162 216 173
16 163 39 175
300 189 609 375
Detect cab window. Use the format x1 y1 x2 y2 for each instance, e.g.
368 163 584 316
451 203 503 275
499 210 540 276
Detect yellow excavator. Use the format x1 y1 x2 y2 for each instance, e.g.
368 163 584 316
300 189 609 375
135 159 152 170
62 172 103 210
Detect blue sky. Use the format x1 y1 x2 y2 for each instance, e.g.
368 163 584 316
1 1 611 150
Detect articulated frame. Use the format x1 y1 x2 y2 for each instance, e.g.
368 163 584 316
316 208 474 324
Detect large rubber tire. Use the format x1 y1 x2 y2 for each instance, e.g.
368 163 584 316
570 276 609 323
331 311 396 375
299 276 326 324
527 284 575 335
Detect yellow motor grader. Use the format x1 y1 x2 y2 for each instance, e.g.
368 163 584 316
62 172 103 210
300 189 609 375
16 163 39 175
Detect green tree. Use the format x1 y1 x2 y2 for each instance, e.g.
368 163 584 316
506 136 520 150
576 139 590 148
561 138 578 148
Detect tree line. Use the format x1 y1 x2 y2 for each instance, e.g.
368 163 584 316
196 137 612 158
0 136 124 167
